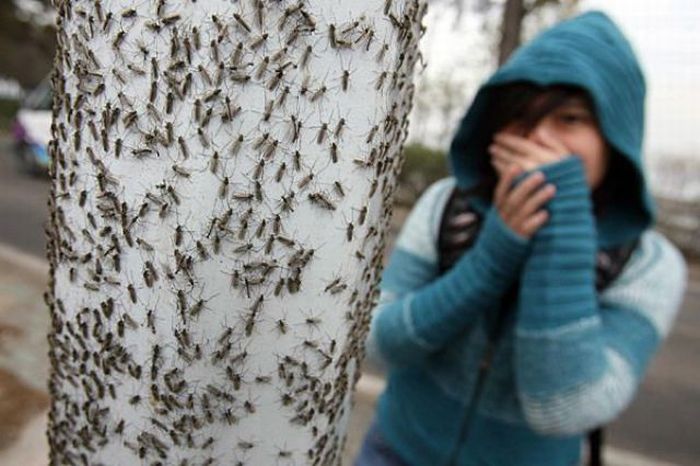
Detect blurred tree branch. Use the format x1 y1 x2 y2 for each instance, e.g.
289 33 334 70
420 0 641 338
429 0 579 65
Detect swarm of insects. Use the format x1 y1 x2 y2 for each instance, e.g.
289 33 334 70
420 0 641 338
45 0 427 464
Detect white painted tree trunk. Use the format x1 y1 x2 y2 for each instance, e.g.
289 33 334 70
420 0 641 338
46 1 426 464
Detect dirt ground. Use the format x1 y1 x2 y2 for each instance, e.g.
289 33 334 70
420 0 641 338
0 367 49 450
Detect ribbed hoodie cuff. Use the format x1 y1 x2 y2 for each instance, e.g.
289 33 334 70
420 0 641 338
460 205 531 286
531 155 595 244
518 155 598 330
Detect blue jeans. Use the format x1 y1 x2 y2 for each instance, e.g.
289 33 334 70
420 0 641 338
354 418 411 466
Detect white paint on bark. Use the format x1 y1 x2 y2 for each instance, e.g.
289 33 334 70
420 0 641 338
47 0 426 464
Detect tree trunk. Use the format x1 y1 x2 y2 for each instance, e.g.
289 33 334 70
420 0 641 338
45 1 427 464
498 0 525 65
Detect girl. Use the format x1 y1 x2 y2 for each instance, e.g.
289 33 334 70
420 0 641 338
356 10 687 466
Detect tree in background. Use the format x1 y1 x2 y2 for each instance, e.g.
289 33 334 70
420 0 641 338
0 0 55 88
498 0 579 65
428 0 579 58
46 0 426 464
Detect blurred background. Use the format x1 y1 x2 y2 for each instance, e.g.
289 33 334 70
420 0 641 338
0 0 697 465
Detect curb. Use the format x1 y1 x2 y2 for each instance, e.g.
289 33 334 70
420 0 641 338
605 448 678 466
0 243 48 277
0 411 49 466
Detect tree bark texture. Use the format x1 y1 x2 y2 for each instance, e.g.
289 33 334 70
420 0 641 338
498 0 525 65
45 1 427 464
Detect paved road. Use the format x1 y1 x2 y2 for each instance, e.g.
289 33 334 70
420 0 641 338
0 139 49 257
0 137 698 464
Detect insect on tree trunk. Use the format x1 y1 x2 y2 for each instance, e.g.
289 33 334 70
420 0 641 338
45 0 427 464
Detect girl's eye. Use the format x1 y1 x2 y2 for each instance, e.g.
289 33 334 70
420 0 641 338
559 113 587 124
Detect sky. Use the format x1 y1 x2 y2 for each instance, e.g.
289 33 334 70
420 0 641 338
416 0 700 165
583 0 700 162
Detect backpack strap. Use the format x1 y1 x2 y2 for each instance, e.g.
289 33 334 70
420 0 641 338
436 186 640 466
437 186 482 274
587 239 637 466
588 427 604 466
595 238 639 291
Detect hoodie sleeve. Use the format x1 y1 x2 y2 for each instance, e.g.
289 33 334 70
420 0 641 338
365 179 531 369
514 155 687 436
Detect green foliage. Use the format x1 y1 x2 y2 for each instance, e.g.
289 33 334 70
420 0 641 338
0 3 56 88
395 143 449 206
0 98 20 133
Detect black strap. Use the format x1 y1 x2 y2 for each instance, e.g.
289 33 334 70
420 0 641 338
437 187 482 274
436 186 638 465
588 427 604 466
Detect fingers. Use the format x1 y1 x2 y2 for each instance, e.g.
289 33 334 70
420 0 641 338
493 132 564 163
493 133 552 162
511 183 556 226
489 143 535 172
537 129 570 155
493 163 522 207
491 164 554 239
490 157 509 179
489 137 553 169
501 171 546 219
520 210 549 237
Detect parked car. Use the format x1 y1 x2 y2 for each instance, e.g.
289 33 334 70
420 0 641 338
11 79 51 174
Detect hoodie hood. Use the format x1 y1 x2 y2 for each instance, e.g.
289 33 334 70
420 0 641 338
448 10 654 248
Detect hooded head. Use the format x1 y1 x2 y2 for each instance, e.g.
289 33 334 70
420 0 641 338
448 10 654 248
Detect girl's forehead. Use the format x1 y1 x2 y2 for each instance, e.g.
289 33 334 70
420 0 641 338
527 93 591 114
561 96 590 108
535 92 586 105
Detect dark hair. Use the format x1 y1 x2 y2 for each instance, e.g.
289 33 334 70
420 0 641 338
473 81 612 215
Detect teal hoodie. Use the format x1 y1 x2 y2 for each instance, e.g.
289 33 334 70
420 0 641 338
448 10 653 248
365 10 687 466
